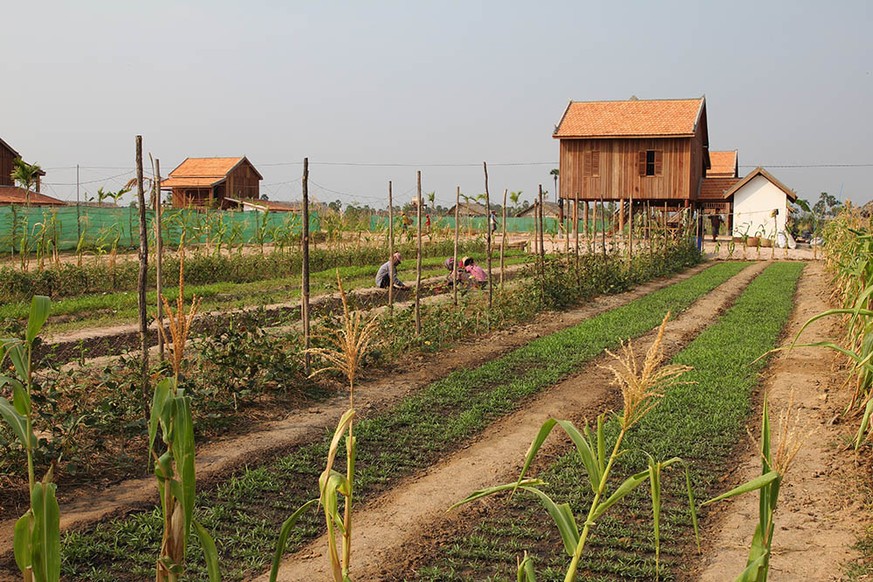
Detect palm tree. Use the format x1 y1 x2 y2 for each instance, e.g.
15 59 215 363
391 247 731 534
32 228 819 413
550 168 559 203
10 158 43 206
509 191 523 214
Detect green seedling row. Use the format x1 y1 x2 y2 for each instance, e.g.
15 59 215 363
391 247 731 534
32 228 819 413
414 261 804 581
59 262 748 581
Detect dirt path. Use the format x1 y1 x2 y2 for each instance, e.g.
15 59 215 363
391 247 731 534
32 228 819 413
697 261 869 581
0 263 714 560
259 262 768 581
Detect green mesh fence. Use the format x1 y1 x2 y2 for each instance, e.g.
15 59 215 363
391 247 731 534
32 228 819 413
369 215 613 236
0 206 320 253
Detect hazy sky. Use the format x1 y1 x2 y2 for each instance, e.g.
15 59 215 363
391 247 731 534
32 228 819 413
3 0 871 207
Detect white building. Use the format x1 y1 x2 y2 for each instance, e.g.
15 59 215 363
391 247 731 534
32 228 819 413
725 167 797 244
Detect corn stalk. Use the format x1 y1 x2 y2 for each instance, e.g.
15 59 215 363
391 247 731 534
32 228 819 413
452 313 695 581
0 296 60 582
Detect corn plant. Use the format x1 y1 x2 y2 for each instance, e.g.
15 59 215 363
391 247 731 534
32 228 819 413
0 296 60 582
151 250 218 581
271 274 379 582
700 396 804 581
453 314 695 581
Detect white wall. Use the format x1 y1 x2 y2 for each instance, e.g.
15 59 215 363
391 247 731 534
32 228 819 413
731 175 789 240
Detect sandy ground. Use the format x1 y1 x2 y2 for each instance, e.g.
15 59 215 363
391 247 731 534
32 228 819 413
697 261 869 581
259 263 768 581
0 263 713 563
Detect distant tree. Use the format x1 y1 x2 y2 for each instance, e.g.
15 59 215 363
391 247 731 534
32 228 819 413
328 199 343 212
812 191 842 218
10 158 42 206
509 190 524 213
550 168 559 202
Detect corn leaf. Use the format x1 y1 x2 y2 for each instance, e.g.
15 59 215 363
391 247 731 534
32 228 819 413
555 419 601 494
0 396 33 449
325 409 356 475
6 343 26 382
172 395 196 547
516 418 559 488
855 397 873 449
648 456 662 575
30 481 60 582
450 479 546 510
13 510 34 573
269 498 319 582
517 552 536 582
26 296 51 345
524 487 579 557
192 520 221 582
11 382 29 416
701 472 780 507
591 468 650 522
148 378 174 465
685 464 701 552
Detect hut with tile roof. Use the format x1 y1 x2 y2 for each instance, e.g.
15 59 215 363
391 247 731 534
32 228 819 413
161 156 262 209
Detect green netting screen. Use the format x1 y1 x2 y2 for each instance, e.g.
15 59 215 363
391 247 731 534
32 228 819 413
369 215 611 235
0 206 320 253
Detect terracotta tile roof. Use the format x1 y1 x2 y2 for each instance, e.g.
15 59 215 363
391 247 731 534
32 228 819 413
707 150 738 177
162 156 264 189
0 186 66 206
169 157 244 177
700 178 741 200
554 97 705 138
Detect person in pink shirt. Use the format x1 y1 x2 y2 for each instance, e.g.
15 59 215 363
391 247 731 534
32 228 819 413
463 256 487 288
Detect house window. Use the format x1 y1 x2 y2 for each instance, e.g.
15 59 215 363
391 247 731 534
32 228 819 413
639 150 662 176
583 148 600 177
645 150 656 176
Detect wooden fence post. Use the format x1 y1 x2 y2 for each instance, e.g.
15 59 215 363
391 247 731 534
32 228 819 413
135 135 149 419
154 157 164 361
453 186 460 306
500 188 507 288
483 162 492 311
302 158 311 376
415 171 422 337
388 180 394 310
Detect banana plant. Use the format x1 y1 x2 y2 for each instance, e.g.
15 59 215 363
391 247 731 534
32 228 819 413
0 296 60 582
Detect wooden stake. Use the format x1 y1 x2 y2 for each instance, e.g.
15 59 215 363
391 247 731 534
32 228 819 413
483 162 492 311
453 186 460 305
600 197 606 255
302 158 311 376
135 135 149 420
415 171 422 337
388 180 395 310
153 157 164 361
500 188 507 288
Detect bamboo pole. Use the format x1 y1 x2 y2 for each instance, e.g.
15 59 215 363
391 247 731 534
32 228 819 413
135 135 149 420
302 158 311 376
388 180 394 310
483 162 492 311
453 186 460 305
538 185 545 304
154 157 164 361
414 171 422 337
500 188 507 288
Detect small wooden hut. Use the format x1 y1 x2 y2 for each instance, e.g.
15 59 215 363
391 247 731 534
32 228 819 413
162 156 262 209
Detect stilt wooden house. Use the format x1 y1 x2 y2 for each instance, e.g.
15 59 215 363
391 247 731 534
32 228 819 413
553 96 710 229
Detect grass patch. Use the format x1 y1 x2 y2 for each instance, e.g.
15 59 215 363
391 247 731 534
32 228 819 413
58 261 748 581
412 262 804 581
